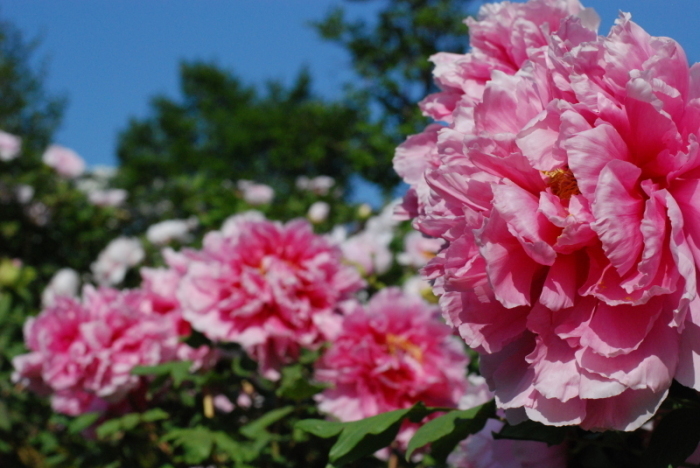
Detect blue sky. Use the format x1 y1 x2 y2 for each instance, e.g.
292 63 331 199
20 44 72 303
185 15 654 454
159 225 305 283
2 0 700 169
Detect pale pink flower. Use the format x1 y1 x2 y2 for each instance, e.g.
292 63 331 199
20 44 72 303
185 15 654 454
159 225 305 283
394 0 700 431
42 145 86 179
91 237 145 286
87 189 128 207
175 217 364 380
42 268 80 307
448 418 567 468
12 286 200 416
237 180 274 205
398 231 445 268
14 184 34 204
146 218 198 245
315 288 469 449
296 175 335 195
0 130 21 161
307 201 330 223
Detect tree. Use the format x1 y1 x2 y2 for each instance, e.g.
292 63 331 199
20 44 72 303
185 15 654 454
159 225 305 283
312 0 477 188
117 63 371 198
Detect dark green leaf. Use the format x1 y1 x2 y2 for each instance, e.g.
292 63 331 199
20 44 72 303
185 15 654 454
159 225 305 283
240 406 294 439
295 419 345 439
406 400 495 462
96 419 123 439
67 412 100 434
329 406 419 465
0 401 10 432
277 364 328 400
494 417 568 446
141 408 169 422
642 408 700 468
120 413 141 431
162 427 214 464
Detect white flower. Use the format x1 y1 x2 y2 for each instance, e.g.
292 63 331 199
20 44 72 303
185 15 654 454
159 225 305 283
91 237 144 286
42 268 80 307
146 218 198 245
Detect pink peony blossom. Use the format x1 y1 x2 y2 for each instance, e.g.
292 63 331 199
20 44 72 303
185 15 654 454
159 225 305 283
42 145 86 178
394 0 700 431
174 216 364 380
12 286 203 416
314 288 470 450
0 130 21 161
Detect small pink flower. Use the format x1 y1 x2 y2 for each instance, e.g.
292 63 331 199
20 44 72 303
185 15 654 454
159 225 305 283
174 216 364 380
0 130 21 161
146 218 197 245
315 288 470 449
87 189 127 207
42 145 85 178
238 180 274 205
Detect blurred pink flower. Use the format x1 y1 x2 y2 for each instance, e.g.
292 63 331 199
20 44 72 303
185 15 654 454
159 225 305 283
42 144 86 178
175 216 364 380
398 231 445 268
237 180 274 205
146 218 198 245
87 188 128 207
315 288 469 449
0 130 21 161
307 201 330 223
12 286 203 416
394 0 700 431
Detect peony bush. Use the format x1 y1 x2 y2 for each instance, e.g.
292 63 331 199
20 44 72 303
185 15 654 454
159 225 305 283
7 0 700 467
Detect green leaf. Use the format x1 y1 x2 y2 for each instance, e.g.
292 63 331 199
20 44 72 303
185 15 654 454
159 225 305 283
642 408 700 468
329 405 423 466
295 419 345 439
141 408 169 422
67 412 100 434
494 418 568 446
120 413 142 431
240 406 294 439
406 400 495 462
276 364 328 400
162 427 214 464
132 361 192 387
0 401 10 432
96 419 123 439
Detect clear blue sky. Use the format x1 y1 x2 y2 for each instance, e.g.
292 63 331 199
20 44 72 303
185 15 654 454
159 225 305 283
2 0 699 169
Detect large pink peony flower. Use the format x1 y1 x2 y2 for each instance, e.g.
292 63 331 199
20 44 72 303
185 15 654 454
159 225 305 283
394 0 700 431
42 144 85 179
314 287 470 449
174 215 364 380
12 286 203 416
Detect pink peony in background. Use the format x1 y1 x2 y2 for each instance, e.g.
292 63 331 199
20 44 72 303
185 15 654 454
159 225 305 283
42 144 86 179
91 237 145 286
0 130 21 161
394 0 700 431
12 286 206 416
173 215 364 380
314 288 469 449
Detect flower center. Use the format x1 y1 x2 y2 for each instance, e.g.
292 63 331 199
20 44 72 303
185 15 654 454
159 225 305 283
543 167 581 200
386 333 423 362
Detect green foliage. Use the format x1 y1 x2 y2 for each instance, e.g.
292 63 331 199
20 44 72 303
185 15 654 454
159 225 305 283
493 418 569 446
312 0 477 189
642 408 700 468
406 400 495 462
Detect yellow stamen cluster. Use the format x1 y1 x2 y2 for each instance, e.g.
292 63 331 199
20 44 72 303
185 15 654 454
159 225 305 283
543 167 581 200
386 333 423 362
